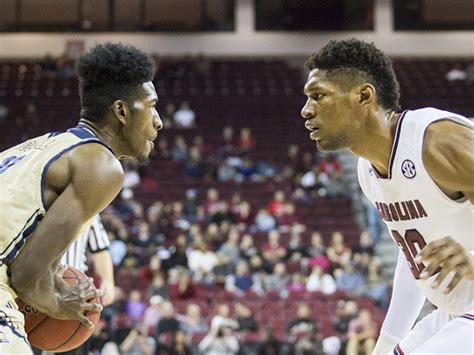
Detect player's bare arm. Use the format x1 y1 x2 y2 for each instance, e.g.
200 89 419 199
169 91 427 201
416 120 474 293
9 143 124 326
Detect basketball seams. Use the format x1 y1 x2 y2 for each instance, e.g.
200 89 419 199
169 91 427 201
48 322 82 351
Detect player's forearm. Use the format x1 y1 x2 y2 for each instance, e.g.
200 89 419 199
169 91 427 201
10 262 60 315
91 250 114 284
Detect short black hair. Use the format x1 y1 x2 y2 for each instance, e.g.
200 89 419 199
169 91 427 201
76 42 156 122
305 39 400 111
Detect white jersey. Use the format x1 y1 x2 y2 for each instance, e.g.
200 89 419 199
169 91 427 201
358 107 473 316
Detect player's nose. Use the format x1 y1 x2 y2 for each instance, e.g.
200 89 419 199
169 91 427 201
300 99 314 119
154 112 163 131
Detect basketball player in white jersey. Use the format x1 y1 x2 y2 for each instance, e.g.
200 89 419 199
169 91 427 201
301 39 473 354
0 43 162 353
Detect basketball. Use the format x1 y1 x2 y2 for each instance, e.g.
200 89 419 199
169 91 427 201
16 266 101 352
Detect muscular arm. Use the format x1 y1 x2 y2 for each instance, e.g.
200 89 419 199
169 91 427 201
373 251 426 354
10 144 123 315
423 119 474 203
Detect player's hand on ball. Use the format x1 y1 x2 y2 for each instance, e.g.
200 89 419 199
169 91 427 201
52 271 103 328
415 236 474 293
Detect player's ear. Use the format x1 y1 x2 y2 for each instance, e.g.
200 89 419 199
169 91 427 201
111 100 130 124
357 84 376 107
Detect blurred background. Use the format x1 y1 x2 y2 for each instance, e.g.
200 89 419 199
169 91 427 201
0 1 472 354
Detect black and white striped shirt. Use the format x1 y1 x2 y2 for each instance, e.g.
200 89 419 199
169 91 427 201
60 216 110 272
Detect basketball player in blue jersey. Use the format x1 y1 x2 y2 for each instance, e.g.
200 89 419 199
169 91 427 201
300 39 473 354
0 43 162 353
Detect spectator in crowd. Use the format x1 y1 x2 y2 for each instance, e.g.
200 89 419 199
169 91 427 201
287 232 306 262
235 156 259 182
170 269 196 300
164 234 189 271
219 228 241 266
161 102 176 128
126 290 146 324
446 64 467 81
225 260 254 295
288 272 307 293
142 295 164 336
182 189 200 222
177 303 209 337
212 253 234 284
202 188 221 216
352 230 375 256
307 231 330 272
173 101 196 128
167 330 192 355
262 230 287 265
235 126 256 152
365 261 389 310
210 202 235 226
254 208 277 232
258 326 282 354
235 302 257 332
120 327 156 355
267 190 288 217
306 265 337 295
264 262 291 293
335 262 367 296
287 303 316 337
318 153 344 196
198 324 240 355
141 255 164 284
170 135 188 162
294 327 325 355
234 202 254 229
327 231 352 268
123 162 141 189
346 309 377 355
239 233 259 260
216 125 236 158
188 240 218 281
184 146 206 178
156 301 181 339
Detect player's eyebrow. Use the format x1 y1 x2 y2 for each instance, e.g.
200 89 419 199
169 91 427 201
304 84 325 95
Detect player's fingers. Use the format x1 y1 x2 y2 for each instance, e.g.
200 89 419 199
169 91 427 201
430 254 465 288
415 237 453 263
444 272 464 294
56 264 67 277
82 288 103 301
79 315 95 329
82 301 103 313
78 277 95 290
419 247 458 279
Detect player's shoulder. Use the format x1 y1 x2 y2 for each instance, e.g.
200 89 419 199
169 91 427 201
66 143 124 184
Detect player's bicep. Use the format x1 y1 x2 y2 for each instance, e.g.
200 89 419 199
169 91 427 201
423 120 474 202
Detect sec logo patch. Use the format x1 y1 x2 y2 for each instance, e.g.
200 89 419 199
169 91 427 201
401 159 416 178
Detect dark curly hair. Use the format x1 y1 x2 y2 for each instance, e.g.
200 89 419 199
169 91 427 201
305 39 400 111
76 42 156 122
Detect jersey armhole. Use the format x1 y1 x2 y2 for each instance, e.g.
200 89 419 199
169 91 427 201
40 139 114 211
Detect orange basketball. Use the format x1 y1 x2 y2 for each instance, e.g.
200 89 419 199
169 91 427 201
16 266 101 352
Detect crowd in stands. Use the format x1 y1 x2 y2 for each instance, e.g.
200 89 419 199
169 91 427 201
86 154 389 354
0 54 399 355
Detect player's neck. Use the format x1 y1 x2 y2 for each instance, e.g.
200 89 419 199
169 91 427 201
350 111 399 176
77 119 123 157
